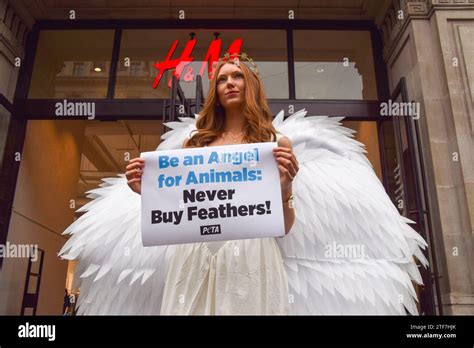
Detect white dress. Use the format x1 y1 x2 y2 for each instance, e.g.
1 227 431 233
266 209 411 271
160 133 290 315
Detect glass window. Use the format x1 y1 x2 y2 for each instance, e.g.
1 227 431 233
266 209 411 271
294 30 378 100
381 118 403 212
28 30 115 98
72 62 84 77
115 29 288 99
342 120 382 180
130 62 142 77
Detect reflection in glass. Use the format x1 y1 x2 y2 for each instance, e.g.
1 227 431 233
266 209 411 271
28 30 115 98
115 29 288 99
294 30 378 100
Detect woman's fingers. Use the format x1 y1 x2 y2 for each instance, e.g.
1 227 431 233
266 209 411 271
274 147 299 188
275 155 299 175
129 157 144 163
125 171 142 181
125 158 144 195
125 158 145 181
125 167 142 176
273 148 299 172
125 158 144 194
127 178 141 194
127 177 141 184
276 157 297 177
125 168 143 178
126 159 144 172
278 165 295 181
275 153 298 172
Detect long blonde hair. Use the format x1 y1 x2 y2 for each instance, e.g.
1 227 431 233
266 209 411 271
185 59 276 148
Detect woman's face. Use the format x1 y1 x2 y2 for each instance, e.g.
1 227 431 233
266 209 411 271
216 63 245 110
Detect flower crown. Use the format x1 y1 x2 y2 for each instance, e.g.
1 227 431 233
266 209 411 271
217 52 259 76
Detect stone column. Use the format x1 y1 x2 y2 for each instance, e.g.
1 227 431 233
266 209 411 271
379 0 474 315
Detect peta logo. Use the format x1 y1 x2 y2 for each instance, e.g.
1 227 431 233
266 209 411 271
18 322 56 341
200 224 221 235
55 99 95 120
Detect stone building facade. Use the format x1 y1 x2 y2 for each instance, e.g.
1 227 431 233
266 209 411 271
0 0 472 315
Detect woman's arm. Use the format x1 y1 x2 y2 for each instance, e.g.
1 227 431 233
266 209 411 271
274 136 298 235
281 186 295 235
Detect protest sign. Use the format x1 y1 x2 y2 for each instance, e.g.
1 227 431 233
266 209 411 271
140 142 285 246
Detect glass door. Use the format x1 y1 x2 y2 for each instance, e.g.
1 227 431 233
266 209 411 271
379 77 441 315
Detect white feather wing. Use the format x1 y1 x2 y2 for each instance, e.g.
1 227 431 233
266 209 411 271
273 109 428 315
60 110 428 315
58 115 197 314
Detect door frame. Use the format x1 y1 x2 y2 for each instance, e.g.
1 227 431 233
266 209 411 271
378 77 442 315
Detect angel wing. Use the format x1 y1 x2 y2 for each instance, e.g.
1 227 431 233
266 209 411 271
58 116 197 314
60 109 427 315
273 109 428 315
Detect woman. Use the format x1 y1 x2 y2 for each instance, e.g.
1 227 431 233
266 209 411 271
125 57 299 314
61 57 428 315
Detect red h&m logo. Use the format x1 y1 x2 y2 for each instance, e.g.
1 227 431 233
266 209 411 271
153 37 243 88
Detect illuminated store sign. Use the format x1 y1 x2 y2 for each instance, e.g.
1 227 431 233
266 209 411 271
153 37 243 88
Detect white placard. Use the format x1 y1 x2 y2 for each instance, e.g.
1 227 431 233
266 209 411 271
140 142 285 246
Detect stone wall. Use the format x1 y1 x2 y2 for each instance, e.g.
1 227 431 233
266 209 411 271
0 0 86 315
380 0 474 315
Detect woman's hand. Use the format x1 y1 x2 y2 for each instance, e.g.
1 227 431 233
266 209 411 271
273 145 299 199
125 158 144 194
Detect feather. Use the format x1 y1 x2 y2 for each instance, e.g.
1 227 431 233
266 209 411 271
60 108 428 315
274 109 429 315
58 114 196 314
